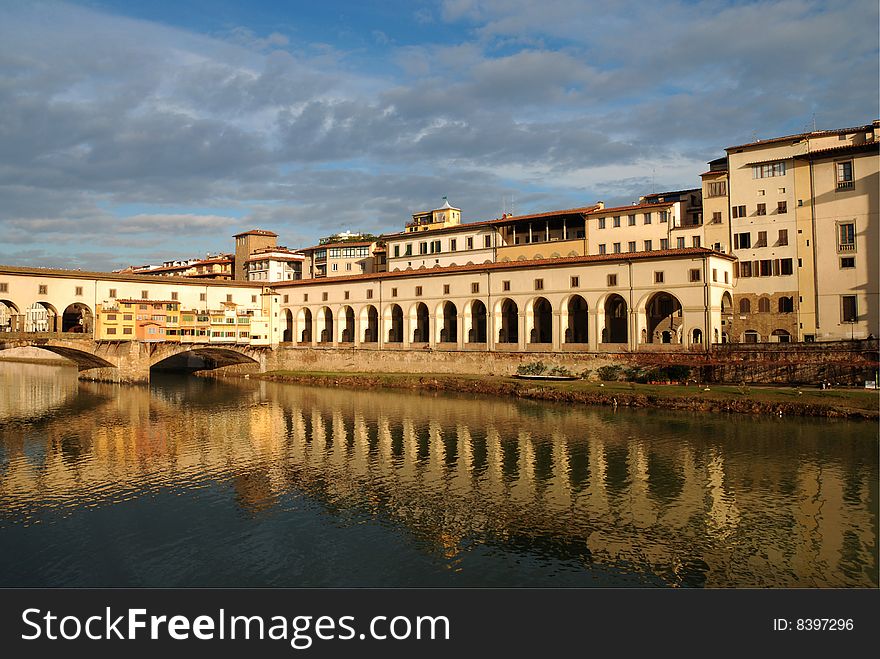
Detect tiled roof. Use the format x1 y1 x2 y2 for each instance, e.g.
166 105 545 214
0 264 263 287
299 240 374 251
588 201 674 215
233 229 278 237
272 247 732 288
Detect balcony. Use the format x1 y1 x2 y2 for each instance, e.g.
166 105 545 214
836 180 854 191
838 243 855 252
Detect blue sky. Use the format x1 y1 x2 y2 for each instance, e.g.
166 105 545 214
1 0 877 270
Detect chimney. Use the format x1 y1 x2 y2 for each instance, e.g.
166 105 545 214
596 201 605 210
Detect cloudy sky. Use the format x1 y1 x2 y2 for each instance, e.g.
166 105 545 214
1 0 877 270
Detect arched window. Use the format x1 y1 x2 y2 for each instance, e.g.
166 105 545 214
778 297 793 313
758 297 771 313
739 298 751 313
744 330 759 343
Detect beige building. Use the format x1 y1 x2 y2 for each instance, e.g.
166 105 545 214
298 240 376 278
245 246 304 283
234 229 278 281
274 248 734 352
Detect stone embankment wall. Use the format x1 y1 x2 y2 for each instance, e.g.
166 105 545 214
212 340 879 386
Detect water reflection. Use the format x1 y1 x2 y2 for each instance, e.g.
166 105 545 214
0 362 876 588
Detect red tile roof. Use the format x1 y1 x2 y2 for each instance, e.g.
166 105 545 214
272 247 732 288
233 229 278 237
588 201 674 215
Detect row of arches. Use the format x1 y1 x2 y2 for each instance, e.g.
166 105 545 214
0 300 93 333
282 292 690 347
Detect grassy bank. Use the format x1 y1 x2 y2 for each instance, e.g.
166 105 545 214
254 370 879 420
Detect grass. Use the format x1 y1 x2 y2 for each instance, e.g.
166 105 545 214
261 370 879 415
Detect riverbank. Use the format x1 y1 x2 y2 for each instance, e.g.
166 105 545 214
253 370 879 420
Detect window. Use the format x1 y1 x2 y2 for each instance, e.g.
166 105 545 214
450 239 457 251
712 268 718 282
753 161 786 178
344 291 350 300
223 294 231 302
734 233 751 249
689 269 701 282
628 241 636 252
366 289 374 299
744 330 759 343
758 297 771 312
780 258 793 275
123 327 132 335
570 276 579 288
303 293 309 302
759 260 772 276
502 280 510 292
659 211 668 223
739 299 751 313
756 203 766 216
607 274 617 286
613 216 621 228
777 229 788 246
391 288 397 297
707 181 726 197
841 295 857 322
628 214 636 226
654 271 664 284
836 161 854 190
757 189 765 196
38 284 48 295
106 314 117 321
466 237 474 250
123 314 132 321
443 284 450 295
732 205 746 218
200 293 206 302
755 231 767 247
778 297 794 313
534 279 544 291
346 263 351 271
838 223 855 251
644 213 652 225
405 244 412 256
415 286 422 296
484 235 492 248
393 245 400 258
711 212 722 224
613 242 621 254
141 290 149 299
598 218 606 229
322 292 328 301
249 295 256 303
644 240 653 251
107 327 117 335
419 242 428 255
75 286 83 296
840 257 855 268
692 236 701 248
659 239 669 250
777 201 787 214
598 244 607 254
471 282 480 294
676 237 685 249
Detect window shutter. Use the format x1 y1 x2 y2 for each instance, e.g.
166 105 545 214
773 259 780 276
733 262 739 278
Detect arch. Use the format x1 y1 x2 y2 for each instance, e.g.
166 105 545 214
298 308 313 343
0 344 115 370
739 298 751 313
721 292 733 314
757 297 771 313
529 297 552 343
0 299 20 332
386 304 403 343
411 302 429 343
771 329 791 343
61 303 93 333
318 307 334 343
339 306 355 343
565 295 588 344
25 302 59 333
150 346 259 372
567 250 579 257
362 305 379 343
778 297 794 313
743 330 760 343
644 292 683 344
532 254 544 260
603 294 628 343
692 328 703 344
440 301 457 343
283 309 293 342
497 298 518 344
468 300 487 343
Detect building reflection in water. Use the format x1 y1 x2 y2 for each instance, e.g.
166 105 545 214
0 363 876 587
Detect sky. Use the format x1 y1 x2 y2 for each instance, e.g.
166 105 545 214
0 0 877 271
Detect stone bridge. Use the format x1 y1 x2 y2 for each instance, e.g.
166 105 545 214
0 333 270 383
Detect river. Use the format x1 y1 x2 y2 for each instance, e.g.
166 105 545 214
0 361 876 587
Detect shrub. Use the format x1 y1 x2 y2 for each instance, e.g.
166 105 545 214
597 364 623 381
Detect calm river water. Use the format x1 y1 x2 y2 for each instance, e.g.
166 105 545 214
0 361 876 587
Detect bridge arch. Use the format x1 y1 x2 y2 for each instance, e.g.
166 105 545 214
149 346 260 372
62 302 94 333
0 340 114 371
